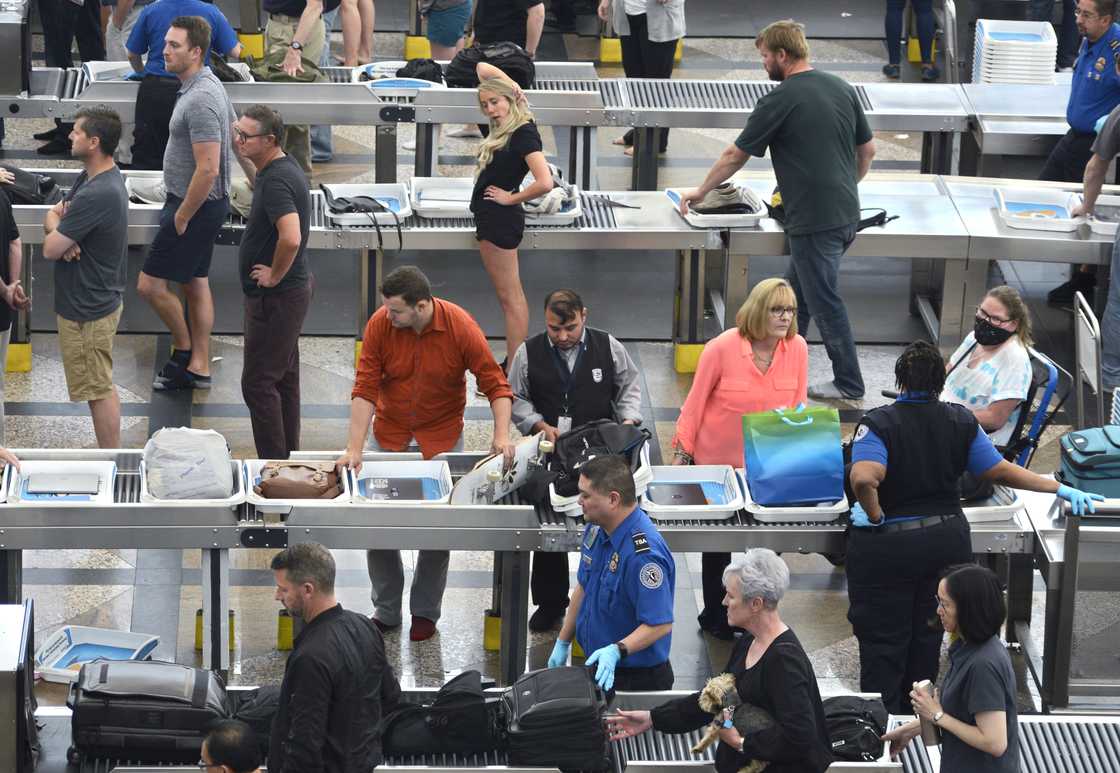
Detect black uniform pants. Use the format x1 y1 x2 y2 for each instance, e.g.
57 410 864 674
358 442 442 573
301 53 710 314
132 75 181 170
610 660 674 692
699 551 732 628
619 13 677 152
530 551 570 609
39 0 104 69
1040 129 1096 183
845 514 972 715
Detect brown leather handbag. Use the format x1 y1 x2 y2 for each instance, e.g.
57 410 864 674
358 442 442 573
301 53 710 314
254 462 343 499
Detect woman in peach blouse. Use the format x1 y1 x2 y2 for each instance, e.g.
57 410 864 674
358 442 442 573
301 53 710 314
672 277 808 639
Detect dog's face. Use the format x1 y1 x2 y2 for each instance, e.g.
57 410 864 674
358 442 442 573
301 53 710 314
697 673 738 713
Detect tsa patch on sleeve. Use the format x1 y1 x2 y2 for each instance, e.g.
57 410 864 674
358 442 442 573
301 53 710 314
853 424 869 442
639 562 664 589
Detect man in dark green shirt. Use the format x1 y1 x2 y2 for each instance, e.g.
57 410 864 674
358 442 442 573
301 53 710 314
677 19 876 400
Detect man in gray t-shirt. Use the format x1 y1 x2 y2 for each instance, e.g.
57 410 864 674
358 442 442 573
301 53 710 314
42 107 129 449
137 15 237 392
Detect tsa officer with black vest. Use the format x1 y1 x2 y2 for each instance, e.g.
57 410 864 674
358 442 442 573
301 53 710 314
846 341 1102 715
547 455 675 692
509 288 644 632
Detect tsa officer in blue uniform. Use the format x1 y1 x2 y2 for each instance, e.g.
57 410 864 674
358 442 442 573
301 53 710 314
547 454 675 691
845 341 1102 715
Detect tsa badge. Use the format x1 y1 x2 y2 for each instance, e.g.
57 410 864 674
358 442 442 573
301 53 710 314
1096 56 1106 72
592 368 603 383
609 552 620 573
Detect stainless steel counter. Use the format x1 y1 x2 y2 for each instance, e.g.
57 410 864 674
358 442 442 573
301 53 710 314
960 83 1071 175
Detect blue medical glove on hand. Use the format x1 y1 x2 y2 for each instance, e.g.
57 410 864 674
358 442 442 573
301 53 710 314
547 639 571 668
585 644 622 691
1057 484 1106 515
1096 113 1110 134
849 502 880 528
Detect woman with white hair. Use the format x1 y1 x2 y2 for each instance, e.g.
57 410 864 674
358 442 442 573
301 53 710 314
608 549 833 773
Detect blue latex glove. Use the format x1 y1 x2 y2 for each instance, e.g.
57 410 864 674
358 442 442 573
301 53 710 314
1057 484 1105 515
849 502 880 528
124 71 144 81
585 643 621 691
1096 113 1109 134
547 639 571 668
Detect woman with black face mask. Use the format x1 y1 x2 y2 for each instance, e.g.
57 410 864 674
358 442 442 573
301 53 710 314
940 286 1033 448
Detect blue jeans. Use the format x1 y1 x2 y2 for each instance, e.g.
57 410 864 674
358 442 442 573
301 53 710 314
1103 236 1120 390
884 0 934 65
786 223 865 397
310 7 339 162
1029 0 1078 67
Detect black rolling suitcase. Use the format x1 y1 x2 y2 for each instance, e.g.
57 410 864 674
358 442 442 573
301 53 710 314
68 660 231 763
504 666 610 771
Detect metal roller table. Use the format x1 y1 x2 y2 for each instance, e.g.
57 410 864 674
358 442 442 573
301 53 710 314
599 79 970 190
722 173 972 352
1014 490 1120 711
959 83 1070 178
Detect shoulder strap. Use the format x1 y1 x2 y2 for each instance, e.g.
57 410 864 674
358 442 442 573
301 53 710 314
945 340 979 380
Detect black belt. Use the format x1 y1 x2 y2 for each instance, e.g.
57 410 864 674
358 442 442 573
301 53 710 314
875 512 960 534
143 74 179 81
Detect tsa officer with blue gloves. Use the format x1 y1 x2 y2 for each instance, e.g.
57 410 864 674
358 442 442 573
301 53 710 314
846 341 1102 715
548 454 675 691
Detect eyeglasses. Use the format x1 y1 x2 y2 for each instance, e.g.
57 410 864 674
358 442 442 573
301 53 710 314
233 127 268 141
769 306 797 318
1074 8 1099 18
975 306 1011 326
935 596 951 610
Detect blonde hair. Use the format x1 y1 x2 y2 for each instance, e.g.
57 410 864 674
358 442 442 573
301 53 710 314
755 19 810 61
985 285 1034 347
735 278 798 341
476 78 534 174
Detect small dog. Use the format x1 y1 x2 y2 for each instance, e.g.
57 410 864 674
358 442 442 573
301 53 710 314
690 672 771 773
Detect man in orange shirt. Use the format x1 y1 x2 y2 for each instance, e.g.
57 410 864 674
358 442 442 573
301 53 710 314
336 265 516 642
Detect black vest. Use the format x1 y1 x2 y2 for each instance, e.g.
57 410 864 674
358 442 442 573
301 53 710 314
525 327 616 428
859 400 979 518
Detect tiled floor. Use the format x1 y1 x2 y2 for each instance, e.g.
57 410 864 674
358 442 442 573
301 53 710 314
5 28 1115 716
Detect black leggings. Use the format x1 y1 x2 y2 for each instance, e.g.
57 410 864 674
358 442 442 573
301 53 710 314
620 13 677 152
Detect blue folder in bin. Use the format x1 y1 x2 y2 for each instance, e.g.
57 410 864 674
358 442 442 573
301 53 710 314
742 407 844 506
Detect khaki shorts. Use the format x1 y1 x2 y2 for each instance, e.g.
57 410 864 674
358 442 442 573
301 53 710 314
58 305 122 402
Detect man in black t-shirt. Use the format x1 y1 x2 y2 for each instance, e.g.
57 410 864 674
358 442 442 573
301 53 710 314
0 185 28 444
473 0 544 56
234 105 314 459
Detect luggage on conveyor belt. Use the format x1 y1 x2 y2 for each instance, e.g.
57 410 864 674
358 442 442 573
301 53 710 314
504 666 610 771
382 670 507 756
254 461 343 499
1058 426 1120 500
822 695 887 762
143 427 234 500
68 660 230 764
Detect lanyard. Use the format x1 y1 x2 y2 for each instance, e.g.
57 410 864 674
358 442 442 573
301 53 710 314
550 342 583 411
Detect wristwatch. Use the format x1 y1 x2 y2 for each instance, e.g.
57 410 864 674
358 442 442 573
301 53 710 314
615 641 629 658
289 40 304 50
932 710 944 725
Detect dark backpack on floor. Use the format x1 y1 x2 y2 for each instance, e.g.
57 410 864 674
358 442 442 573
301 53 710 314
504 666 610 771
381 670 507 756
822 695 888 762
444 42 536 89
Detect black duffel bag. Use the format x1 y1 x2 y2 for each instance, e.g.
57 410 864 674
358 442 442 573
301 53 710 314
522 419 651 503
505 666 610 771
1 165 63 205
444 41 536 89
822 695 888 762
229 684 281 759
382 670 507 756
396 57 445 83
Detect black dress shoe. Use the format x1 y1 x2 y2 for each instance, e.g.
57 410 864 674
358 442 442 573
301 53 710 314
1048 271 1097 305
33 127 60 141
36 138 70 156
529 605 566 632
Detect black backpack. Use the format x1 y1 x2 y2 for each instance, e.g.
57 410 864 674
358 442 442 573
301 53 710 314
550 420 650 498
1 166 63 206
381 670 507 756
396 58 445 84
229 685 281 759
444 42 536 89
822 695 888 762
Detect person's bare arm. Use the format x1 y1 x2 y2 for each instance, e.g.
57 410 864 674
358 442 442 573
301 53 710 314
336 397 374 473
524 3 544 57
174 141 220 234
111 0 134 31
979 459 1060 493
557 583 585 643
1074 153 1111 216
619 623 672 656
675 144 750 214
936 710 1008 758
282 0 325 76
249 213 301 288
972 398 1019 433
849 460 887 522
127 51 144 72
856 139 876 181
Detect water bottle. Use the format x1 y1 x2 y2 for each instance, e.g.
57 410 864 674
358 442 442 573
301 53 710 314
915 680 942 746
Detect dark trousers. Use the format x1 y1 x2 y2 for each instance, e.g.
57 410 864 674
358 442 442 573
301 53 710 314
884 0 934 64
242 279 314 459
39 0 104 68
845 514 972 714
1040 129 1095 183
620 13 677 152
132 75 181 171
530 551 570 609
1029 0 1078 67
610 660 674 692
699 551 731 628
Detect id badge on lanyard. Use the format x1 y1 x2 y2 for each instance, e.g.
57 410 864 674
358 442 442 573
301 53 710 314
557 415 573 434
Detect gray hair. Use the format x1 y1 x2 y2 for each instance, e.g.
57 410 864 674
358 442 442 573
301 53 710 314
722 549 790 609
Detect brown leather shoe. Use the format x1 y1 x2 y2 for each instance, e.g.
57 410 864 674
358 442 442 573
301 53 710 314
409 615 437 641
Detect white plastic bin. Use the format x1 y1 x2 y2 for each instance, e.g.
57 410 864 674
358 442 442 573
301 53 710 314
963 485 1023 524
245 459 352 514
993 188 1083 232
351 460 452 504
642 465 743 521
666 187 765 228
411 177 473 219
35 625 159 683
738 469 848 523
322 183 412 226
139 460 245 508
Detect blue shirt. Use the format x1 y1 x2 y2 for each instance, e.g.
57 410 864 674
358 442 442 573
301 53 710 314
575 506 675 667
1068 23 1120 133
126 0 239 78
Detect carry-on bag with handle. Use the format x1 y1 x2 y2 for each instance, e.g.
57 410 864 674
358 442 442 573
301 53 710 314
68 660 231 763
382 670 507 756
504 666 610 770
1057 426 1120 499
743 406 844 506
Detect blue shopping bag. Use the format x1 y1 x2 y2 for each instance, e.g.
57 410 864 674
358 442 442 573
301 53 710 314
743 406 844 506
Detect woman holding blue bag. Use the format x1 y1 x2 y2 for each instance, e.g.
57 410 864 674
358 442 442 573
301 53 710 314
673 278 807 639
846 341 1102 715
